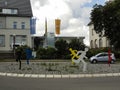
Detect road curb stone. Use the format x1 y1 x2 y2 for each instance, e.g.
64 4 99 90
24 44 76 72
0 72 120 78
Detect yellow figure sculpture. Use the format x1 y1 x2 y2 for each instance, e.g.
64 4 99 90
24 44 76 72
69 48 80 64
69 48 88 72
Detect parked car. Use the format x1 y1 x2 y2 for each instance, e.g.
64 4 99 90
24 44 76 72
90 52 116 64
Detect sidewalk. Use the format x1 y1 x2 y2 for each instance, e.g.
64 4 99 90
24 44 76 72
0 61 120 78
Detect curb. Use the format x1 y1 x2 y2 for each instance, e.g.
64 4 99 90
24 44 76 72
0 72 120 78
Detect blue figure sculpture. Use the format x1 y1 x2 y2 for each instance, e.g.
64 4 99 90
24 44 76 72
25 48 32 65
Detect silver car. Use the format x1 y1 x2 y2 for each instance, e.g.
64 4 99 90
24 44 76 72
90 52 116 63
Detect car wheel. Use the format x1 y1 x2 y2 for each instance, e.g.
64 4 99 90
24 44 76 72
92 60 97 64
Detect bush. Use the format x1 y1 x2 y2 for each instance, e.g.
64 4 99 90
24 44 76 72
37 47 57 59
114 51 120 59
15 45 32 59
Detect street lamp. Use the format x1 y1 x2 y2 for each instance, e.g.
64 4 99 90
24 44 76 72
13 34 16 58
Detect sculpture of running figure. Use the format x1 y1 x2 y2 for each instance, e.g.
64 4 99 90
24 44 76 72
69 48 88 72
69 48 79 64
74 48 88 72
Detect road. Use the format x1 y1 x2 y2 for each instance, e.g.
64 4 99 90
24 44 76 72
0 76 120 90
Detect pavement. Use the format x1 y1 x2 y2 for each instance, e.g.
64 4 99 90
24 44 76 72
0 61 120 78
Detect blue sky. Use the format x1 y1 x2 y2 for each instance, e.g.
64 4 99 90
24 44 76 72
84 0 105 7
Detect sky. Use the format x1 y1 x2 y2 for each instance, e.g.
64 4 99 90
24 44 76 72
30 0 107 46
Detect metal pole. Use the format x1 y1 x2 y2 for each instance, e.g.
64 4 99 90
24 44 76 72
13 34 16 58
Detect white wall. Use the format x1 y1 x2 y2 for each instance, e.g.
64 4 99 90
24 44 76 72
89 24 109 48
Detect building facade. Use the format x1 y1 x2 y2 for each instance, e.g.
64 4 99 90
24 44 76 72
0 0 33 51
88 23 110 48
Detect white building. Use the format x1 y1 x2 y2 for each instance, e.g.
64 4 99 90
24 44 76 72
88 22 110 48
0 0 33 52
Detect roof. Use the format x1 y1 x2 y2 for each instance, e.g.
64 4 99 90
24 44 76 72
87 21 93 26
0 0 33 17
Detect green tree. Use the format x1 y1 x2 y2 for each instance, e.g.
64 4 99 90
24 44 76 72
37 47 57 59
69 39 85 50
46 47 56 59
16 45 31 59
34 37 42 50
55 39 69 59
91 0 120 49
37 47 46 59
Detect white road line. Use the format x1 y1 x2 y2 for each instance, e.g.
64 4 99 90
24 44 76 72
31 74 39 78
24 74 31 77
69 74 79 78
0 72 120 78
17 74 25 77
38 74 46 78
46 75 54 78
0 72 7 76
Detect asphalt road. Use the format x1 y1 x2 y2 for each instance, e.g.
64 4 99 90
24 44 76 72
0 76 120 90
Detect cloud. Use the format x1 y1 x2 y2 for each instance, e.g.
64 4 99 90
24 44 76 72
30 0 95 46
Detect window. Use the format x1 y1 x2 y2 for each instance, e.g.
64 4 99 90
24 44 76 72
92 29 94 36
99 39 103 48
95 39 98 48
21 22 25 29
0 35 5 47
106 39 110 47
14 35 26 44
2 8 18 14
3 9 11 14
13 22 17 29
90 40 93 48
11 9 18 14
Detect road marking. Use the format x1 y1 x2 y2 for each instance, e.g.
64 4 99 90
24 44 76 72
46 74 54 78
54 75 62 78
38 74 46 78
24 74 31 77
62 74 70 78
69 74 78 78
0 72 7 76
31 74 39 78
17 74 24 77
0 72 120 78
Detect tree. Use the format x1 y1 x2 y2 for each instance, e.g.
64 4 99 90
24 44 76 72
91 0 120 49
34 37 42 50
16 45 31 59
55 39 69 59
69 39 85 50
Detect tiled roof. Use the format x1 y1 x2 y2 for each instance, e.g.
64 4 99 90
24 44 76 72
0 0 33 17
